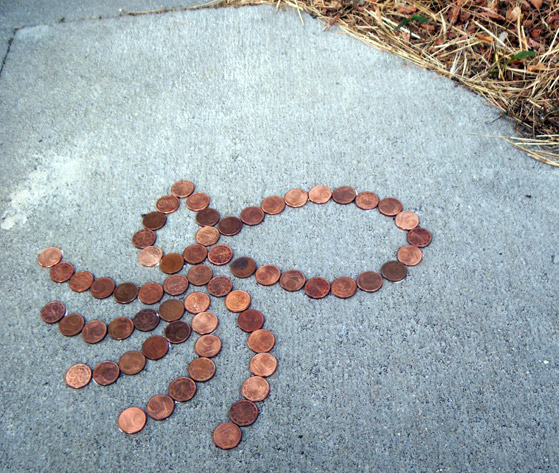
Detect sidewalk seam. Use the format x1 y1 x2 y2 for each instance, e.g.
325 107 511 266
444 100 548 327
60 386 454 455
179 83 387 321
0 28 16 79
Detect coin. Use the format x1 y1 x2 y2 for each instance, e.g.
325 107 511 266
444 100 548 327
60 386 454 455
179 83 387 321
40 301 66 324
38 247 62 268
119 351 146 375
196 208 220 227
355 191 379 210
331 277 357 299
207 276 233 297
90 277 115 299
395 210 419 230
158 299 185 322
229 400 259 427
332 186 356 204
171 180 194 198
108 317 134 340
137 246 163 267
304 277 331 299
247 329 275 353
218 216 243 236
241 376 270 402
164 321 191 344
146 394 175 420
378 197 403 216
113 282 139 304
142 335 169 360
254 265 281 286
225 290 251 312
156 194 180 214
308 185 332 204
381 261 408 282
249 353 278 377
397 245 423 266
191 311 219 334
194 334 222 357
407 227 432 247
184 292 210 314
230 257 256 278
68 271 94 293
81 320 107 344
356 271 383 292
186 192 210 211
65 363 91 389
261 195 285 215
142 211 166 230
50 262 74 283
93 361 120 386
133 309 159 332
118 407 146 434
279 270 306 292
187 264 213 286
132 228 156 249
138 282 164 305
168 377 197 402
188 357 216 382
284 188 308 208
208 245 233 265
195 226 220 246
237 309 265 333
183 244 208 265
240 206 265 225
213 422 242 450
159 253 184 274
59 313 85 336
163 274 189 296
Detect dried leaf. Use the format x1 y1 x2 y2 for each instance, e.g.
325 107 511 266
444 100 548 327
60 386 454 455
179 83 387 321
479 8 506 21
506 6 521 22
527 0 542 8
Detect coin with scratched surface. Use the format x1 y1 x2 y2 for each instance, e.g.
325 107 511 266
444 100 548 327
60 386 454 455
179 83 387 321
164 321 191 344
146 394 175 420
355 191 379 210
50 262 74 283
40 301 66 324
378 197 403 216
195 226 220 246
108 317 134 340
59 313 85 336
237 309 265 333
208 245 233 266
308 185 332 204
132 228 156 249
81 320 107 344
90 277 116 299
186 192 210 211
207 276 233 297
240 206 265 226
249 353 278 377
142 211 166 230
184 292 211 314
229 400 259 426
381 261 408 282
163 274 189 296
225 290 251 312
171 180 194 198
397 245 423 266
241 376 270 402
331 277 357 299
255 265 281 286
137 246 163 267
183 244 208 264
332 186 356 204
65 363 91 389
196 208 220 227
133 309 159 332
68 271 94 293
113 282 139 304
356 271 383 292
261 195 285 215
407 227 432 247
156 194 180 214
138 282 164 305
248 329 275 353
304 277 331 299
118 407 146 434
168 377 196 402
188 357 216 382
38 247 62 267
93 361 120 386
395 210 420 230
119 351 146 375
194 334 222 358
230 257 256 278
142 336 169 360
187 264 213 286
158 299 185 322
191 311 219 334
213 422 242 450
280 270 306 292
284 188 308 208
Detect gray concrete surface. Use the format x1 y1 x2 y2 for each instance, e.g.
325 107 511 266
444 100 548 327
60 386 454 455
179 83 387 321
0 5 558 473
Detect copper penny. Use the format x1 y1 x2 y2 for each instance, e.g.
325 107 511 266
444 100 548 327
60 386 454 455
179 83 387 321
118 407 146 434
142 335 169 360
158 299 185 322
284 188 308 208
187 264 213 286
280 270 306 292
163 274 189 296
250 353 278 377
240 206 265 226
208 245 233 265
229 400 259 427
381 261 408 282
90 277 115 299
168 377 197 402
194 334 222 357
195 226 220 246
164 321 191 344
395 210 420 230
218 216 243 236
261 195 285 215
156 194 180 214
356 271 383 292
93 361 120 386
81 320 107 344
407 227 432 247
191 311 219 334
188 357 216 382
237 309 265 333
59 313 85 336
146 394 175 421
207 276 233 297
183 244 208 265
247 329 275 353
255 265 281 286
378 197 403 216
68 271 94 293
225 290 251 312
142 211 166 230
137 246 163 267
138 282 164 305
119 351 146 375
38 247 62 268
133 309 159 332
397 245 423 266
241 376 270 402
132 228 156 249
50 262 74 283
160 253 184 274
355 191 379 210
184 292 211 314
186 192 210 211
171 179 194 198
332 186 356 204
65 363 91 389
108 317 134 340
230 257 256 278
40 301 66 324
308 185 332 204
304 277 331 299
196 208 220 227
331 277 357 299
213 422 242 450
113 282 139 304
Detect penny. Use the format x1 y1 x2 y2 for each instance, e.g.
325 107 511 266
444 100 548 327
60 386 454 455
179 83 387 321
146 394 175 420
284 188 308 208
225 290 251 313
378 197 403 216
138 282 164 305
163 274 189 296
194 334 222 357
229 400 259 427
131 228 156 249
237 309 265 333
208 245 233 265
65 363 91 389
304 277 331 299
159 253 184 274
68 271 94 293
395 210 420 230
196 208 220 227
381 261 408 282
249 353 278 377
397 245 423 266
113 282 139 304
279 270 306 292
187 264 213 286
158 299 185 322
332 186 356 204
142 335 169 360
188 357 216 382
241 376 270 402
90 277 116 299
59 313 85 336
171 179 194 198
184 292 211 314
191 311 219 334
356 271 383 292
218 216 243 236
118 407 146 434
230 257 257 278
254 265 281 286
164 321 191 344
308 185 332 204
355 191 379 210
240 206 265 226
195 226 220 246
213 422 242 450
108 317 134 340
142 211 166 230
38 247 62 268
207 276 233 297
261 195 285 215
81 320 107 344
50 262 74 283
40 301 66 324
331 277 357 299
247 329 275 353
168 377 197 402
186 192 210 211
93 361 120 386
137 246 163 267
133 309 159 332
183 244 208 265
119 351 146 375
407 227 432 247
156 194 180 214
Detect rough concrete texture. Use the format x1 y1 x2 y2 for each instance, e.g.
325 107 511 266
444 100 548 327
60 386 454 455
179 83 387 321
0 5 558 472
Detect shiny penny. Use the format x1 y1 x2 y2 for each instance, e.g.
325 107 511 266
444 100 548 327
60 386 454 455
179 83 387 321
156 194 180 214
304 277 331 299
81 320 107 344
50 262 74 283
240 206 265 226
119 351 146 375
196 208 220 227
158 299 185 322
132 228 156 249
138 282 164 305
90 277 116 299
195 226 220 246
59 313 85 336
407 227 432 247
40 301 66 324
218 216 243 236
113 282 139 304
191 311 219 334
397 245 423 266
208 245 233 265
93 361 120 386
280 270 306 292
250 353 278 377
160 253 184 274
133 309 159 332
146 394 175 420
183 244 208 264
241 376 270 402
332 186 356 204
108 317 134 340
163 274 189 296
331 277 357 299
187 264 213 286
207 276 233 297
381 260 408 282
308 185 332 204
194 334 222 357
355 191 379 210
254 265 281 286
118 407 146 434
225 290 251 312
164 321 191 344
229 400 259 427
395 210 420 230
137 246 163 267
184 292 211 314
142 335 169 360
237 309 265 333
378 197 403 216
38 247 63 268
284 188 308 208
142 211 166 230
356 271 383 292
247 329 275 353
230 257 256 278
213 422 242 450
186 192 210 211
168 377 197 402
68 271 94 293
65 363 91 389
171 179 194 198
188 357 216 382
261 195 285 215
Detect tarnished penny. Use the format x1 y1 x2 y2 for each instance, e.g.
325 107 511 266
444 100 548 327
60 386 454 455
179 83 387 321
332 186 356 204
118 407 146 434
184 292 211 314
213 422 242 450
331 277 357 299
250 353 278 377
191 311 219 334
356 271 383 292
208 245 233 265
229 400 259 427
168 377 197 402
156 194 180 214
40 301 66 324
240 206 265 226
284 188 308 208
308 185 332 204
225 290 251 313
81 320 107 344
137 246 163 267
280 270 306 292
187 264 213 286
119 351 146 375
378 197 403 216
218 216 243 236
163 274 189 296
142 335 169 360
407 227 432 247
237 309 265 333
146 394 175 420
194 334 222 357
304 277 331 299
195 226 220 246
261 195 285 215
171 179 194 198
241 376 270 402
133 309 159 332
230 257 256 278
132 228 156 249
59 313 85 336
113 282 139 304
159 253 184 274
397 245 423 266
196 208 220 227
164 321 191 344
69 271 94 293
65 364 91 389
254 265 281 286
93 361 120 386
158 299 185 322
395 210 420 230
183 244 208 264
381 260 408 282
207 276 233 297
50 262 74 283
186 192 210 211
248 329 275 353
142 211 166 230
138 282 164 305
188 357 216 382
38 247 62 268
355 191 379 210
90 277 115 299
108 317 134 340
